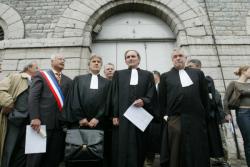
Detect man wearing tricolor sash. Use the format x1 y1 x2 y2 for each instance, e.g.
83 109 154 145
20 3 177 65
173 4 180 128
27 54 72 167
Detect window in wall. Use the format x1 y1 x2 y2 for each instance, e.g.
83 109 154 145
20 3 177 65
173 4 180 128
0 26 4 41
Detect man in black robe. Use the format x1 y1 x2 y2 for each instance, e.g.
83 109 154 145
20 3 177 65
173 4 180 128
110 50 156 167
63 55 110 166
103 62 115 167
187 59 230 166
159 48 210 167
144 71 161 167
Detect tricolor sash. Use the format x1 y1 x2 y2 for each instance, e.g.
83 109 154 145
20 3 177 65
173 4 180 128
40 70 64 111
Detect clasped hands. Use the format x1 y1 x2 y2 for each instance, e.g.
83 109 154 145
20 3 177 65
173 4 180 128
79 118 99 128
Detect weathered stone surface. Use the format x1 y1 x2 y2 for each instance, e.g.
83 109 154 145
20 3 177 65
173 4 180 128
0 1 250 164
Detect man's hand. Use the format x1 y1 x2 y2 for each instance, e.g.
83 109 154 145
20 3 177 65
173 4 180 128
225 114 232 122
133 99 144 107
79 118 89 127
88 118 99 128
112 117 119 126
31 119 41 132
2 103 14 114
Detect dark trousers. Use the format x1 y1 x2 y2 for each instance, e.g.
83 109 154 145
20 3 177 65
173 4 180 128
26 129 65 167
167 116 182 167
2 121 27 167
104 128 112 167
236 108 250 167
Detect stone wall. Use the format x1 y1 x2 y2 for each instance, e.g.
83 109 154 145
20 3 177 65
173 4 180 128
0 0 249 164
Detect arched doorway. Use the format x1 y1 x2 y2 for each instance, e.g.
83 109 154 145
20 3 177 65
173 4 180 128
91 12 176 74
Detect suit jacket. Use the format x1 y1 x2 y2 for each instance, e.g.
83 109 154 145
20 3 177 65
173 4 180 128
28 70 72 130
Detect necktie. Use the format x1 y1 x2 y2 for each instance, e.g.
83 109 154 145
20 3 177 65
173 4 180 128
55 73 61 85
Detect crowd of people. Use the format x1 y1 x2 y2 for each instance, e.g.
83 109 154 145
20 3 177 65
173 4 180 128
0 48 249 167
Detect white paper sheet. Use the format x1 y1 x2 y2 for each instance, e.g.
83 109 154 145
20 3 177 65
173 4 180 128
163 115 168 122
90 75 98 89
130 69 138 85
229 122 235 134
123 104 153 132
179 69 193 87
25 125 47 154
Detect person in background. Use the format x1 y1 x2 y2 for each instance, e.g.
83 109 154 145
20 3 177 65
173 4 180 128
144 70 161 167
224 65 250 167
103 62 116 167
0 61 38 167
104 63 115 80
187 59 229 167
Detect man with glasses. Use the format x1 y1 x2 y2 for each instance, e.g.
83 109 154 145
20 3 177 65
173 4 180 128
27 54 72 167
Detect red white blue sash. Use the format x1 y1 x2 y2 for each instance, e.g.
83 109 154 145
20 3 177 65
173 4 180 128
40 70 64 111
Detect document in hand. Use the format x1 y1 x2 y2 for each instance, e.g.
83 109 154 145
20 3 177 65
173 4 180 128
25 125 47 154
123 104 153 132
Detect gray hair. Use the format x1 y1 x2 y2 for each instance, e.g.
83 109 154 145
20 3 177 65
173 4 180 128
88 53 103 66
104 63 115 69
187 59 202 68
171 48 186 58
21 61 37 73
51 54 63 60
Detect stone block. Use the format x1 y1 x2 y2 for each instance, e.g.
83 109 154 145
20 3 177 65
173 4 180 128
183 17 203 28
26 49 53 59
8 20 24 32
64 58 80 70
58 47 82 58
63 8 89 22
167 0 183 10
173 2 190 15
4 49 27 59
63 28 84 37
222 67 239 80
0 3 9 16
2 59 18 70
80 48 91 59
8 28 25 39
186 26 206 36
26 24 38 30
1 8 16 21
78 0 101 11
202 67 223 80
79 58 89 70
95 0 109 6
5 14 21 25
69 0 94 16
57 17 85 29
179 9 197 21
187 36 213 44
188 45 216 56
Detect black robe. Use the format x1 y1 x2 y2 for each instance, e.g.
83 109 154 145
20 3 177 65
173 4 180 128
206 76 224 158
63 74 110 129
109 69 156 167
159 67 210 167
